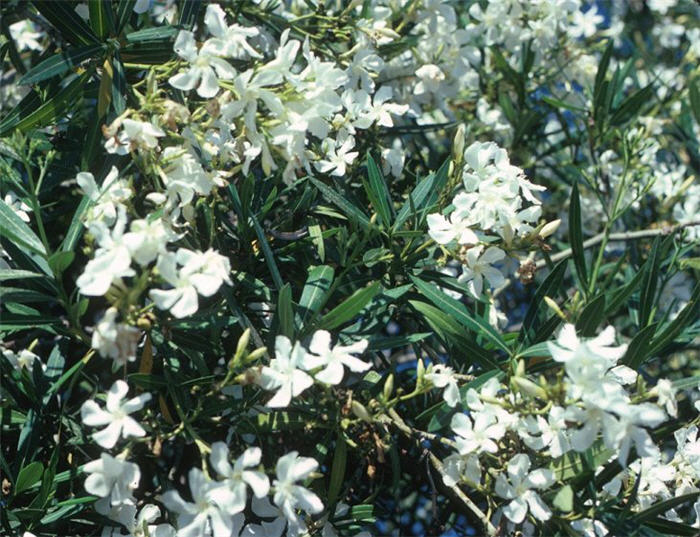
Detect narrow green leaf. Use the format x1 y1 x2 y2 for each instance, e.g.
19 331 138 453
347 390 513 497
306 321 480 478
276 283 294 338
15 461 44 495
298 265 334 326
0 269 45 281
309 177 370 229
19 44 105 85
569 183 587 288
319 282 381 331
690 78 700 126
594 41 613 107
2 72 91 136
115 0 136 33
621 322 657 368
60 196 90 253
575 294 606 336
648 283 700 356
0 198 46 255
249 213 283 291
178 0 202 30
33 1 100 46
411 276 509 354
126 26 179 42
394 159 449 230
364 153 393 227
605 267 645 315
327 431 347 509
519 259 567 344
639 236 662 327
408 300 499 370
89 0 115 39
610 85 654 126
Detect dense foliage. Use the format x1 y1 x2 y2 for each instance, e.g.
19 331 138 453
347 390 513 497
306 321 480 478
1 1 699 536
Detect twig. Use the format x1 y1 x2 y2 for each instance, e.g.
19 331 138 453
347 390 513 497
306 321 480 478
384 409 497 536
494 219 700 298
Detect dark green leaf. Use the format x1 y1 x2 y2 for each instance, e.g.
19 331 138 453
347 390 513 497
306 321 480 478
15 461 44 495
126 26 179 42
575 294 606 336
393 159 449 230
309 177 370 229
363 153 393 227
19 44 105 85
648 283 700 356
569 183 587 288
327 431 347 509
276 283 294 339
0 198 46 255
690 78 700 126
1 72 91 136
519 259 567 344
639 236 662 328
250 213 283 291
33 1 100 46
411 276 509 354
622 322 657 368
89 0 115 39
115 0 136 33
318 282 381 330
297 265 334 326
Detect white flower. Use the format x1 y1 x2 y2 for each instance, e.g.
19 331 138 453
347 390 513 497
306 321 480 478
306 330 370 385
441 453 481 488
123 218 176 266
426 210 478 246
314 136 359 177
80 380 152 449
149 248 232 318
105 119 164 155
258 336 314 407
203 4 261 59
208 442 270 515
91 308 142 365
77 166 132 226
2 348 43 373
169 30 236 98
272 452 324 527
9 20 43 51
653 379 678 418
4 191 32 222
568 6 603 39
458 246 506 297
77 207 134 296
451 412 505 455
83 454 140 515
517 406 571 458
424 364 460 407
353 86 408 128
495 454 555 524
243 496 290 537
102 503 176 537
161 468 242 537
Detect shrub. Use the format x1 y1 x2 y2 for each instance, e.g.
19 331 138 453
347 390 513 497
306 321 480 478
1 1 699 536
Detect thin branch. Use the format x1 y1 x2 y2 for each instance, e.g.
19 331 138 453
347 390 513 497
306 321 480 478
384 409 497 536
494 219 700 298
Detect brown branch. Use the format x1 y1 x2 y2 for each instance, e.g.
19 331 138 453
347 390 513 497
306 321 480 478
383 409 497 536
494 219 700 298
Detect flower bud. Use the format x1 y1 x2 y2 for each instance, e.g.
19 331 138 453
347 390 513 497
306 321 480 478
453 124 466 163
539 219 561 239
351 401 372 422
512 376 547 400
383 374 394 401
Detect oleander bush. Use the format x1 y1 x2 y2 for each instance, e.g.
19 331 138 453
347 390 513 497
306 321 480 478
1 1 699 536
